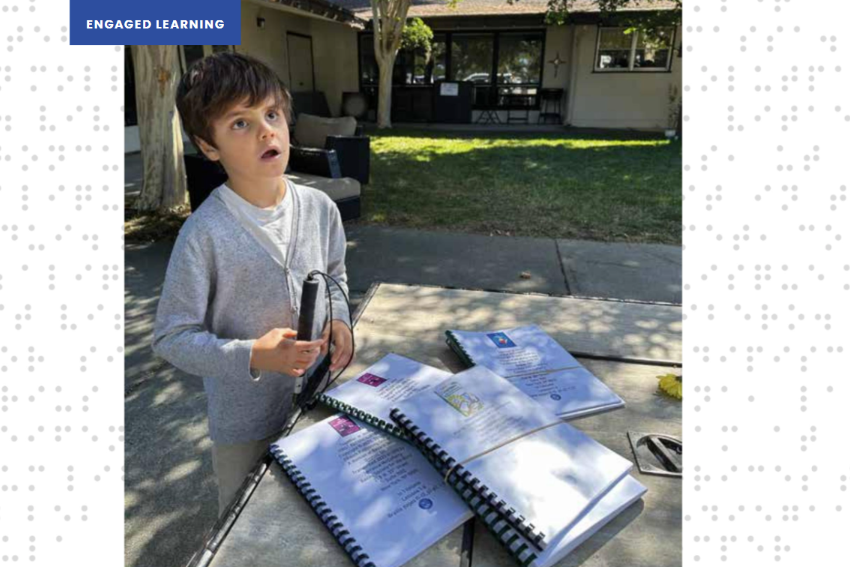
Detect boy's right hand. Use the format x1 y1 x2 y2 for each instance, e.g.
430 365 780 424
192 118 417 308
250 328 325 378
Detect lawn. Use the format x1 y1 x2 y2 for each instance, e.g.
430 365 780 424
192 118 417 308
125 128 681 245
358 128 681 244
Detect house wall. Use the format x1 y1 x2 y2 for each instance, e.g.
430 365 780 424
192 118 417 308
541 24 573 91
566 24 682 130
310 18 360 117
238 3 301 84
238 1 359 117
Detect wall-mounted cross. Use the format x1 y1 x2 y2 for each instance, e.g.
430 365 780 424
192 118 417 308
548 52 565 78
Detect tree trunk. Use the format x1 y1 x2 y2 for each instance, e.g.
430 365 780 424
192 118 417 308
131 45 187 212
372 0 411 130
376 57 396 129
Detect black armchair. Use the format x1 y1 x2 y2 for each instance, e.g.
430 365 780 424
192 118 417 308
286 147 361 221
324 135 370 185
185 150 361 222
184 154 227 212
289 91 370 185
288 146 342 179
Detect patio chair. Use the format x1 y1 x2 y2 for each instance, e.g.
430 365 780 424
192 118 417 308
183 152 361 222
474 86 501 125
290 91 370 185
502 92 533 125
184 153 227 213
286 145 362 221
537 88 564 125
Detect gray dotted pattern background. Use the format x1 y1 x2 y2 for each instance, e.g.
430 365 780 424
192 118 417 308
3 0 849 565
0 2 124 563
686 1 849 565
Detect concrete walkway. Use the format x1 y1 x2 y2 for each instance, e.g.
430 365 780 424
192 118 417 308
125 224 680 567
345 225 681 303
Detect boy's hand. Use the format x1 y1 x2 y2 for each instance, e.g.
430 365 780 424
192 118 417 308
321 320 354 371
250 328 325 378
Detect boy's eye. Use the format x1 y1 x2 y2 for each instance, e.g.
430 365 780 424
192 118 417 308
267 110 280 120
232 119 247 129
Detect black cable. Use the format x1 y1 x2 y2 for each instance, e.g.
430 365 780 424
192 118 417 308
312 271 355 395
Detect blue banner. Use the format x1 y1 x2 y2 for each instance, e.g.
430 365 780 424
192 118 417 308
70 0 240 45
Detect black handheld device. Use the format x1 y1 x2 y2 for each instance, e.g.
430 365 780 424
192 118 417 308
293 274 320 397
296 275 320 341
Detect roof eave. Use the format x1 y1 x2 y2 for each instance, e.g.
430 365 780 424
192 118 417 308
263 0 367 27
355 5 680 21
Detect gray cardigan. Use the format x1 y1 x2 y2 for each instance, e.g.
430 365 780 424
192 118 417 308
152 181 351 444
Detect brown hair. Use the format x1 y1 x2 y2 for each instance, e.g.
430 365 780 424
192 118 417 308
175 51 292 151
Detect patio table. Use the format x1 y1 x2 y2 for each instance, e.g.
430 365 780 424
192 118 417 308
501 94 536 124
190 283 682 567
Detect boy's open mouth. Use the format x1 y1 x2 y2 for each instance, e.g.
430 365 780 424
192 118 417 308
261 148 281 160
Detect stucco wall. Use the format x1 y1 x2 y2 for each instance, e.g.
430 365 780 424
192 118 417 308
238 3 310 91
566 24 682 130
541 24 573 91
237 2 359 117
310 18 360 118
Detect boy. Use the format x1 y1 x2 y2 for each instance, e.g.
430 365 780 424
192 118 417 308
152 52 354 515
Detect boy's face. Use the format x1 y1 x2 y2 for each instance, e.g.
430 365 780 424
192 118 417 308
196 94 289 181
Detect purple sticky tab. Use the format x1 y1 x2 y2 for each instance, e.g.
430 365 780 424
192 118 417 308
357 373 387 387
329 416 361 437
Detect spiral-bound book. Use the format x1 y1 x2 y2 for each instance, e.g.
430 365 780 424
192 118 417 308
269 414 473 567
389 365 636 563
316 353 451 440
401 421 646 567
445 325 625 419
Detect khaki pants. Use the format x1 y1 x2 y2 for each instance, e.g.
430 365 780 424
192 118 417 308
211 432 279 516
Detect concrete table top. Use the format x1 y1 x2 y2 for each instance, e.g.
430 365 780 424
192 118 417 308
204 283 682 567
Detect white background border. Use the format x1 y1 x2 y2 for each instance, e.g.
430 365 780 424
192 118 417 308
684 0 849 565
0 0 124 563
3 0 849 565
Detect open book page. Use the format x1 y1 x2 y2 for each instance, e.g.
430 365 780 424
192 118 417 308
448 325 625 418
392 365 632 549
320 353 451 423
507 367 624 418
448 325 582 377
271 414 472 567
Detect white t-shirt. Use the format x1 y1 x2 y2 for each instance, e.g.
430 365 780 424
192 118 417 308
217 179 294 270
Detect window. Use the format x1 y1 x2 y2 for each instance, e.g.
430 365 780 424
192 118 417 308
408 34 448 85
431 34 447 82
359 35 379 84
392 50 408 84
497 32 543 85
634 29 673 69
451 34 493 83
359 33 447 86
410 51 428 84
596 28 631 70
357 30 544 108
595 26 676 72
